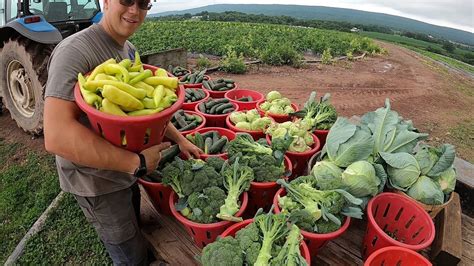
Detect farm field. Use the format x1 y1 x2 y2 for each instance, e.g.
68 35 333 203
1 30 473 264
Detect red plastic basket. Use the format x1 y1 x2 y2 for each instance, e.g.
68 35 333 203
138 177 173 216
203 83 239 99
364 246 432 266
224 89 264 110
362 192 436 260
182 75 211 88
169 191 248 248
256 100 299 123
274 188 351 259
245 156 292 218
189 127 236 160
267 133 321 177
195 102 239 127
178 110 206 137
225 114 274 141
314 129 329 149
74 65 184 153
220 219 311 265
182 88 210 111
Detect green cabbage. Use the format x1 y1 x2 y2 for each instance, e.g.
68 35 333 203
341 161 380 197
380 152 421 191
266 91 282 102
235 122 252 130
230 111 247 124
434 167 456 194
406 176 444 205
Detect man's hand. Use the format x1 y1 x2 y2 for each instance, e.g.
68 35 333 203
140 142 171 174
177 138 202 159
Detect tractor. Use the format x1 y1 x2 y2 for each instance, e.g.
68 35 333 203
0 0 102 134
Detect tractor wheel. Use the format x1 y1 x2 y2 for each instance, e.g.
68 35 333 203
0 38 51 135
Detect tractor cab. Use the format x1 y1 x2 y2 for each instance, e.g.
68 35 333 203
0 0 101 134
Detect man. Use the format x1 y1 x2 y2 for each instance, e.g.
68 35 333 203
43 0 200 264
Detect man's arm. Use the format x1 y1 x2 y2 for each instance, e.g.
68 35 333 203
43 97 168 174
164 123 201 158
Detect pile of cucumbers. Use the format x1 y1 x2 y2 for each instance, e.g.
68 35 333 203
233 96 254 102
198 98 236 115
186 130 229 155
203 78 236 92
171 66 190 77
185 88 207 103
171 110 203 132
179 69 209 84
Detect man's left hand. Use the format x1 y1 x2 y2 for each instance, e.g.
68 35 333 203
177 138 202 159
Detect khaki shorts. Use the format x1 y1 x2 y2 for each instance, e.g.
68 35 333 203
74 183 147 264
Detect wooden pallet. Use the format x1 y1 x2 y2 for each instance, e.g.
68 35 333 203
139 187 474 266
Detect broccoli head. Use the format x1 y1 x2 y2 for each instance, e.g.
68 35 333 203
201 236 244 266
314 214 343 234
244 154 285 182
206 156 226 173
180 159 223 196
235 222 262 265
187 186 226 224
161 158 185 197
287 209 317 233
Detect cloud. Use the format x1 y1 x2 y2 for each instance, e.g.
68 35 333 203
150 0 474 32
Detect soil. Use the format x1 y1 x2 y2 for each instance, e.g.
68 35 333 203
1 42 473 161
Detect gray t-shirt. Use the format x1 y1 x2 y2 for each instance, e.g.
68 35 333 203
45 23 137 197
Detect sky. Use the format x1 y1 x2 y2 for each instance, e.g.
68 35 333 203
148 0 474 33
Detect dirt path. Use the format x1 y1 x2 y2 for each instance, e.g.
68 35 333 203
1 42 473 161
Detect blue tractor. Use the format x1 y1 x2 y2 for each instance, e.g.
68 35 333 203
0 0 102 134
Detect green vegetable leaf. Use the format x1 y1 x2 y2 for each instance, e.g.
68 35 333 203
427 144 456 177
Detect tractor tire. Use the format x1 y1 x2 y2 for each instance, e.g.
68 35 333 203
0 38 52 135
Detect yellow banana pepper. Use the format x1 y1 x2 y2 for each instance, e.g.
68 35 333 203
134 81 155 97
153 85 165 107
100 98 127 116
127 107 164 116
102 85 144 110
87 58 116 82
84 80 146 99
104 63 130 83
143 76 178 90
129 69 152 85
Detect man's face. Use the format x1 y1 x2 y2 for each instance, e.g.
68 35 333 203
102 0 149 41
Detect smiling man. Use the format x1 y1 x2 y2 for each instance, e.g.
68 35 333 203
43 0 200 264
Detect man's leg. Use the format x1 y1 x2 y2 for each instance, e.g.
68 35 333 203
74 184 147 265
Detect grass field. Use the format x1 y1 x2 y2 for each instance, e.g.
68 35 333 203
0 138 109 264
360 31 474 75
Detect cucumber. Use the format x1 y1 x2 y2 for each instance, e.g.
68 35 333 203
209 136 228 154
205 99 218 109
180 73 190 82
203 80 211 91
212 82 227 91
224 78 234 83
198 103 206 113
201 131 216 140
194 115 202 123
158 144 180 169
204 137 213 154
222 107 235 114
194 133 204 150
226 83 234 88
210 102 223 114
175 113 188 128
216 103 234 113
179 121 197 132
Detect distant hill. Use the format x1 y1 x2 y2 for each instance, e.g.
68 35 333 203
151 4 474 46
